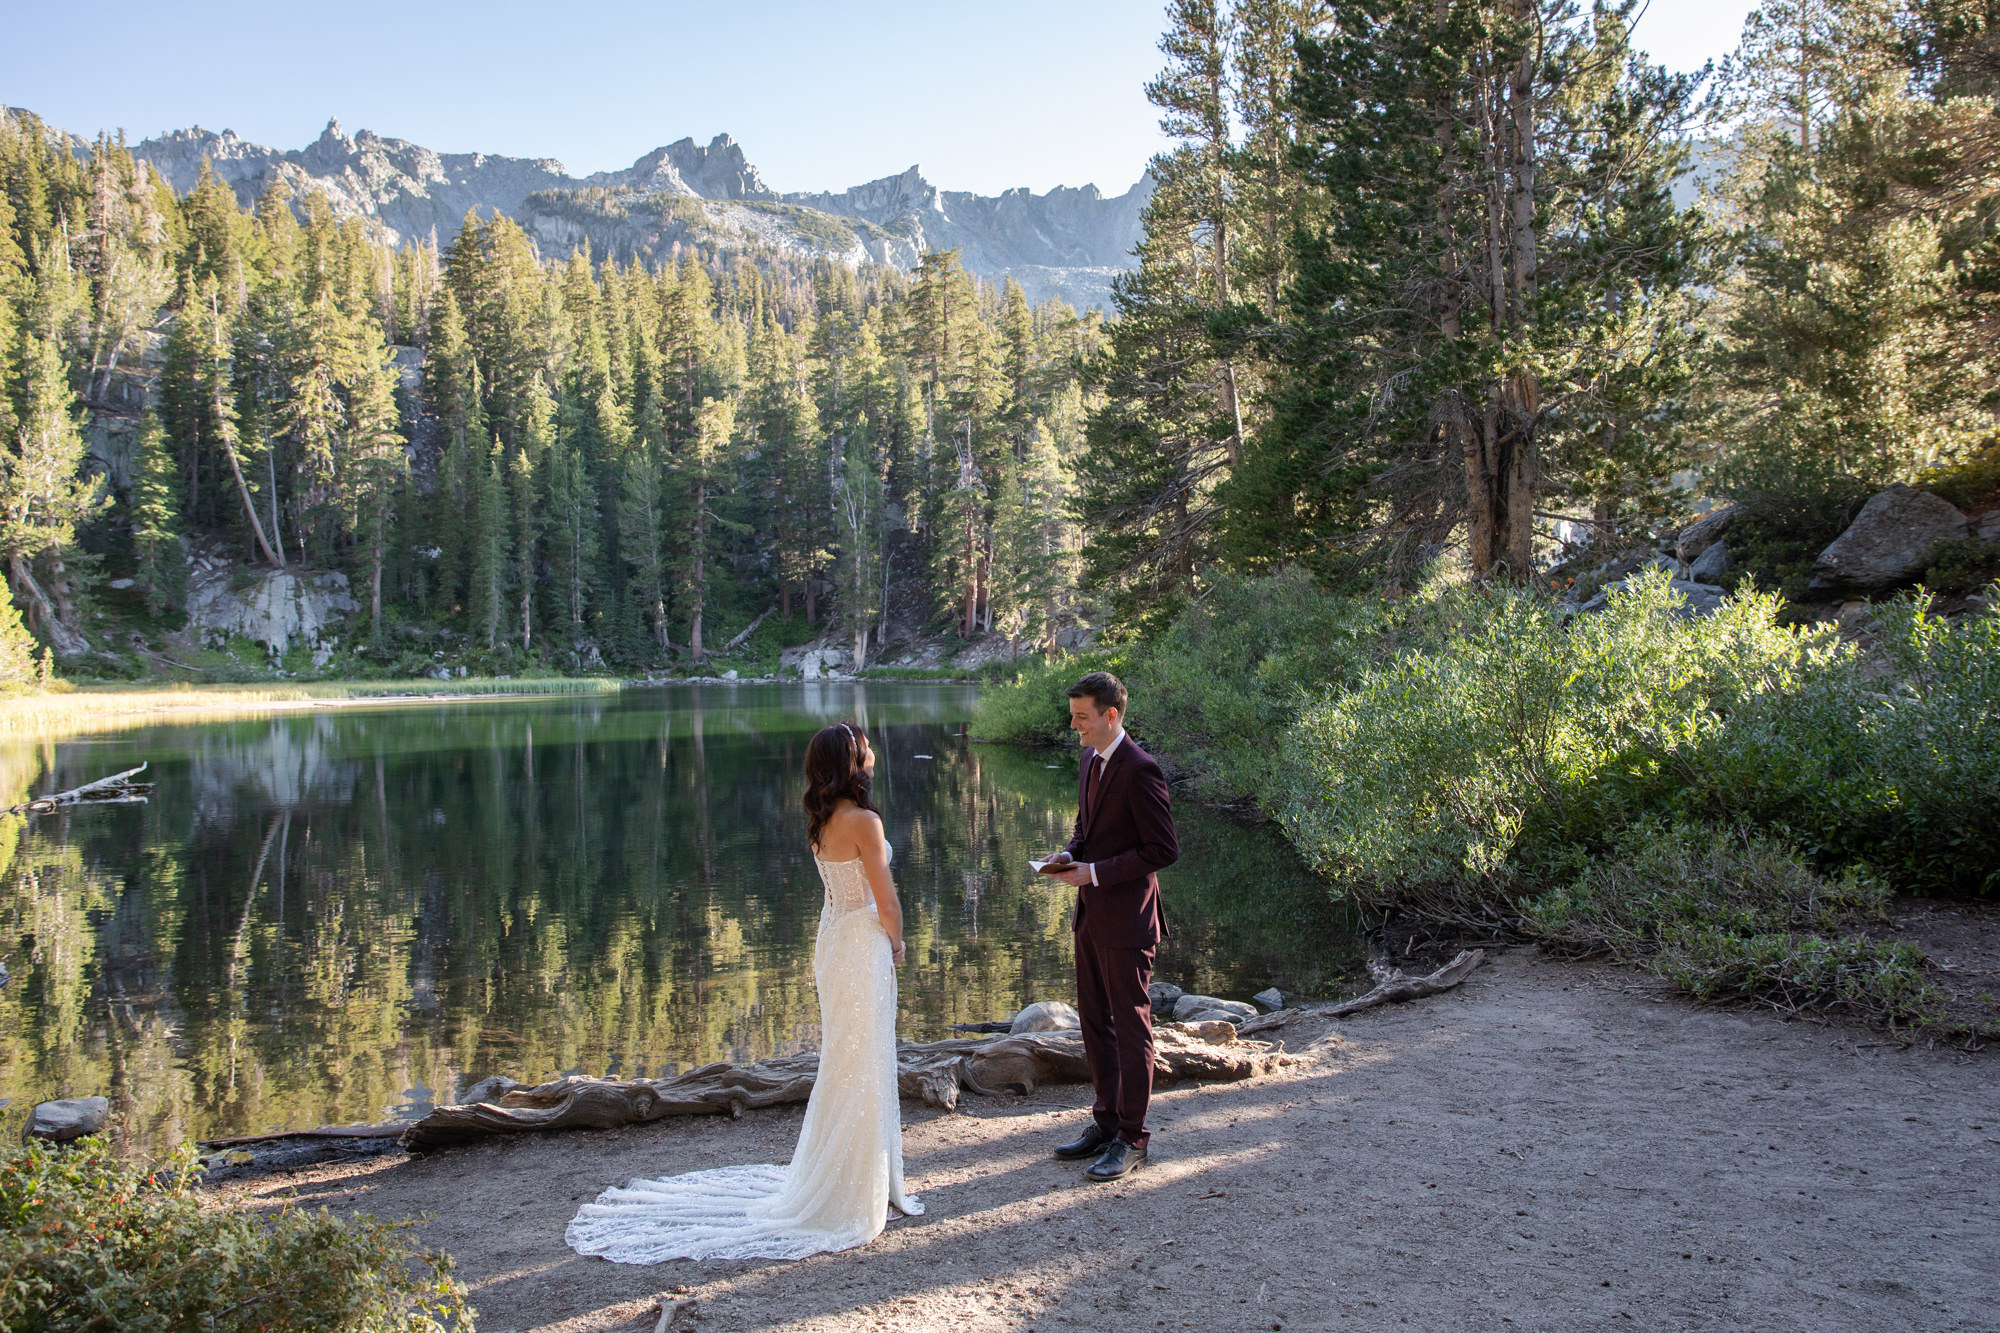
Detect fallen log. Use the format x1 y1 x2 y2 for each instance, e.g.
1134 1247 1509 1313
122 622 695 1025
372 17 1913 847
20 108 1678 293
400 1021 1293 1152
2 763 153 817
1237 949 1487 1035
721 606 776 654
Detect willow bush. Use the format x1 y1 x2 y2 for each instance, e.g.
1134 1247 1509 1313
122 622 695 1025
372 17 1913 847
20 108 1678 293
0 1138 472 1332
1277 572 1838 919
1672 589 2000 894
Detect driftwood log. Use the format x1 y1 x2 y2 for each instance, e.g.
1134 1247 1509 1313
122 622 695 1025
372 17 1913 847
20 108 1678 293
1238 949 1487 1036
401 1021 1293 1151
2 763 153 817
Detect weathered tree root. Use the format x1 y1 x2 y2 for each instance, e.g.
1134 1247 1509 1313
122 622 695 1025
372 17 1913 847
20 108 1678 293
1238 949 1487 1036
400 1022 1294 1151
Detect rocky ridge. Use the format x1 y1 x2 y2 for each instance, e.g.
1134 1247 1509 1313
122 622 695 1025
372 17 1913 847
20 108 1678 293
35 111 1147 308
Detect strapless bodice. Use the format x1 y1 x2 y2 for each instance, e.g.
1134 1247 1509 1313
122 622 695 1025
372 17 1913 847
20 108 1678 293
812 845 890 917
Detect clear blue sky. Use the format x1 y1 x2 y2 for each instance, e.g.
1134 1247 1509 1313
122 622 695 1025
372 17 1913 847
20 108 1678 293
1 0 1753 198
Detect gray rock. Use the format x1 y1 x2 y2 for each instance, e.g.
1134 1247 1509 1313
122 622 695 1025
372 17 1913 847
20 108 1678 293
1173 994 1257 1025
1574 577 1727 618
23 1096 109 1145
1676 505 1738 561
1010 1000 1081 1034
457 1076 520 1106
1979 511 2000 545
107 577 135 590
1672 580 1729 617
1252 987 1286 1012
184 557 355 657
1688 539 1731 584
1148 981 1184 1014
1811 485 1970 594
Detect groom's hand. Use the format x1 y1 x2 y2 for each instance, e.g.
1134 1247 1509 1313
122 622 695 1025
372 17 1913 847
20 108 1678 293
1049 863 1092 887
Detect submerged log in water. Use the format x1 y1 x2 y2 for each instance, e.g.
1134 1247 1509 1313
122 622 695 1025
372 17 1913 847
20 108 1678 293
399 1022 1296 1151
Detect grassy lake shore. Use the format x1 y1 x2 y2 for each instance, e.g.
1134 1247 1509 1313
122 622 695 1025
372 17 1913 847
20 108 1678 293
0 677 622 742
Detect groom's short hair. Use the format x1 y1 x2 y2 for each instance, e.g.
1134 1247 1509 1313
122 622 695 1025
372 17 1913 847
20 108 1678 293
1066 671 1127 716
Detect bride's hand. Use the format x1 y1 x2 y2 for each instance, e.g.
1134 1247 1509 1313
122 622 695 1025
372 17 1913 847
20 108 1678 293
891 940 907 965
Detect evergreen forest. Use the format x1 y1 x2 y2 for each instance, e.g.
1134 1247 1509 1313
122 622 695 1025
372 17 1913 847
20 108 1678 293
1 0 1997 682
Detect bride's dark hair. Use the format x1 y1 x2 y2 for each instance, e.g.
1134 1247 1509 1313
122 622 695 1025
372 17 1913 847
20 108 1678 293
803 720 879 850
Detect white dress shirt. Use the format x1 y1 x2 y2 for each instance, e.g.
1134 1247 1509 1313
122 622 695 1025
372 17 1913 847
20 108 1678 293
1085 729 1125 886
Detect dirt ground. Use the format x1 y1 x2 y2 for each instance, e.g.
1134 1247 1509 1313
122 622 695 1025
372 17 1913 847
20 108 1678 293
217 948 1999 1333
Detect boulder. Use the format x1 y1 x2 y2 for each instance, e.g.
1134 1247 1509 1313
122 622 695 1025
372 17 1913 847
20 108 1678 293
1252 987 1286 1012
1979 511 2000 545
1676 505 1738 562
1687 539 1731 585
22 1096 109 1145
1173 994 1257 1025
1010 1000 1081 1034
1810 485 1970 594
1148 981 1184 1014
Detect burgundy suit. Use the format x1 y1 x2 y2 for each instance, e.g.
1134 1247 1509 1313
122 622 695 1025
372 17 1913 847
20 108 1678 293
1065 735 1178 1146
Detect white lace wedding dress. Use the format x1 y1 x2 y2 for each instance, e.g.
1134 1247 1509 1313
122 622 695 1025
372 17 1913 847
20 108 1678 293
564 849 922 1263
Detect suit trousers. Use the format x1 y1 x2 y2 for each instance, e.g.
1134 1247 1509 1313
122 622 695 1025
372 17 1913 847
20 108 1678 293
1073 923 1156 1146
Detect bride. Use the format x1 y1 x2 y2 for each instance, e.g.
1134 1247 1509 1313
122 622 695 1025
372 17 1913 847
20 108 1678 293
565 720 923 1263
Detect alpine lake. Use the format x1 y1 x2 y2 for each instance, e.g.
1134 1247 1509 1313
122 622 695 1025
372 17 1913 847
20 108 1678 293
0 683 1366 1158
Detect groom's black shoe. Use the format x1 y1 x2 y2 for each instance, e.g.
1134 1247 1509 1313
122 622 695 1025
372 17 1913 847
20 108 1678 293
1053 1123 1113 1160
1084 1138 1147 1182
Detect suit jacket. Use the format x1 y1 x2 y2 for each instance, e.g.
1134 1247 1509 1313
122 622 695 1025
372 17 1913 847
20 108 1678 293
1065 736 1179 948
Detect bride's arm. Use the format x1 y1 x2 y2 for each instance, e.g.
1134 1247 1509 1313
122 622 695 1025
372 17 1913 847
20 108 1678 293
853 811 907 965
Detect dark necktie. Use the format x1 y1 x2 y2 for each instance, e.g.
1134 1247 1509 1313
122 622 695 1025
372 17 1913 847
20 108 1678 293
1088 753 1105 809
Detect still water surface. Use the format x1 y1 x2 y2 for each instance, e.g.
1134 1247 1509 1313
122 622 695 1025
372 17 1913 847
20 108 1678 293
0 684 1362 1156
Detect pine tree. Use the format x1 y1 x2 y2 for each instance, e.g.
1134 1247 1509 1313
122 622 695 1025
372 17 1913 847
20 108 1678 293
678 397 736 662
345 326 407 638
544 400 601 655
1231 0 1707 585
130 410 185 618
469 436 506 652
1711 0 1998 524
3 331 103 655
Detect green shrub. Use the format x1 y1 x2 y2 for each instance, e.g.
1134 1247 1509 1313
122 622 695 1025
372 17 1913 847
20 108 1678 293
1520 821 1934 1023
1673 591 2000 893
1278 571 1830 921
1920 540 2000 594
1524 821 1890 948
969 649 1127 746
1919 437 2000 511
0 1138 472 1332
1654 930 1936 1024
1135 567 1457 804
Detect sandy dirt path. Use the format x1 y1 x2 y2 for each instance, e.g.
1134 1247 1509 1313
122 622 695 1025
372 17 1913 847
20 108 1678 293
219 950 1998 1333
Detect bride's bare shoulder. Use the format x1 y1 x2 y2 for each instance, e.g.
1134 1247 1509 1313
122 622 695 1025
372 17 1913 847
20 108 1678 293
831 803 884 837
816 803 883 859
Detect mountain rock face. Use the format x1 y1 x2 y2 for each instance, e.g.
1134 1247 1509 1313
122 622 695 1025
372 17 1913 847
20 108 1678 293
115 117 1144 307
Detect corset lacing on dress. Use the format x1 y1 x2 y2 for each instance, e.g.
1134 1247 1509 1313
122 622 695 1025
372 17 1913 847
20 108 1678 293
814 852 878 922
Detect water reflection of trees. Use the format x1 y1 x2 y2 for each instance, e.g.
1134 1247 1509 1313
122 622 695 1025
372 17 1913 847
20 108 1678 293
0 686 1359 1157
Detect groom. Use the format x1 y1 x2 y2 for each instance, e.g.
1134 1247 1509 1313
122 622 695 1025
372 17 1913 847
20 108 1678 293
1042 671 1179 1182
